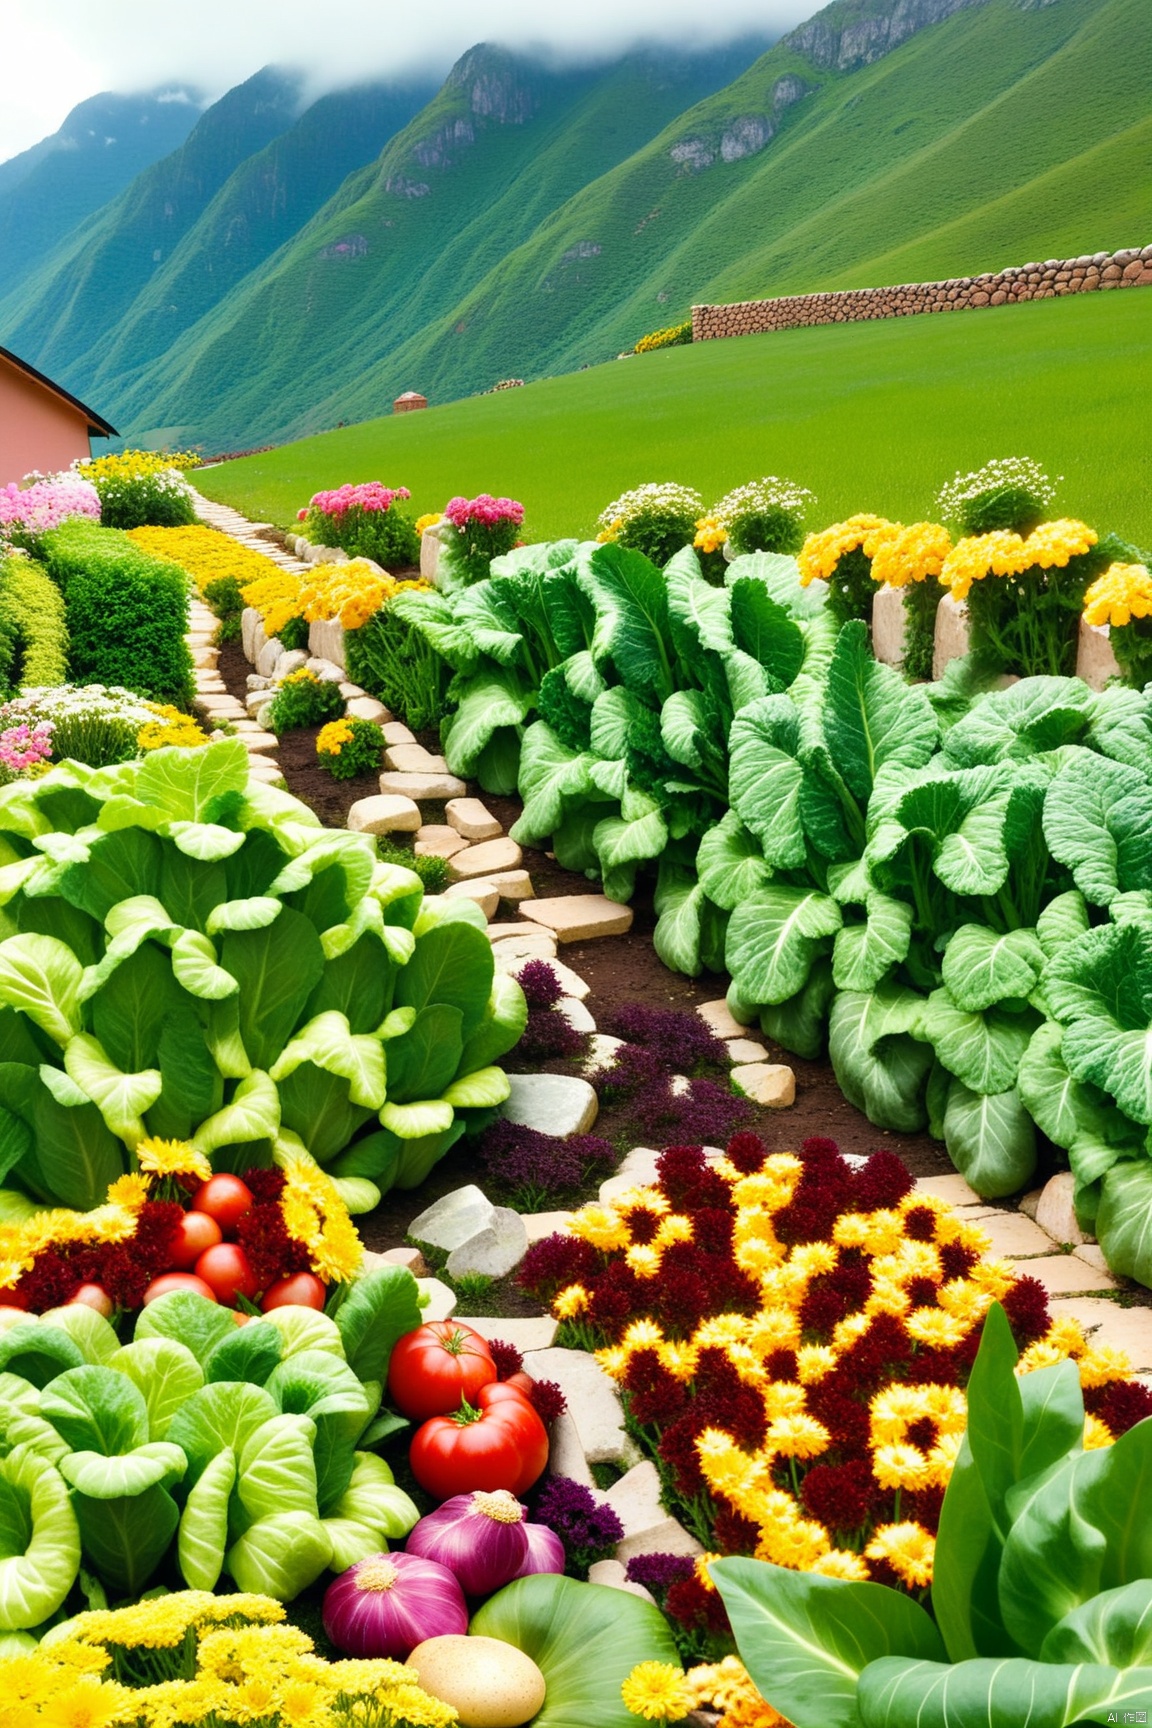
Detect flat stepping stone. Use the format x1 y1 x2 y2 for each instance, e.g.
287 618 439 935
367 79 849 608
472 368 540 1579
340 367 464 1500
1048 1298 1152 1370
1017 1255 1118 1296
347 696 390 723
584 1033 625 1076
726 1037 771 1064
490 932 561 966
416 1277 457 1322
347 794 422 834
444 881 500 918
557 996 596 1034
446 797 502 841
548 1411 595 1488
977 1213 1060 1259
731 1062 795 1107
240 732 279 753
523 1210 574 1244
385 743 450 773
449 838 523 880
410 1184 497 1252
456 1315 558 1352
382 722 416 745
1035 1172 1092 1246
415 825 470 859
503 1073 598 1136
602 1461 704 1562
914 1172 983 1207
379 770 467 801
522 894 633 942
698 999 750 1040
467 870 533 904
521 1346 635 1466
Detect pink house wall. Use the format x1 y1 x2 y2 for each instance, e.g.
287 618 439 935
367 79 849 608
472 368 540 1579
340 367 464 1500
0 355 94 485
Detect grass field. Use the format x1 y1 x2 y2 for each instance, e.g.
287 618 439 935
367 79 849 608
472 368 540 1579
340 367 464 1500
196 288 1152 548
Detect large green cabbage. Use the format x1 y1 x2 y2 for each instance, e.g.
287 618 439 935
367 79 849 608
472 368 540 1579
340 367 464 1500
0 739 524 1212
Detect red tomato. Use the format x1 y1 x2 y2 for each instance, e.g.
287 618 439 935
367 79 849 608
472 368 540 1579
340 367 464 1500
194 1243 258 1306
144 1272 216 1304
191 1174 254 1238
168 1210 223 1269
261 1272 326 1312
409 1381 549 1498
69 1283 113 1317
387 1320 497 1422
504 1371 534 1398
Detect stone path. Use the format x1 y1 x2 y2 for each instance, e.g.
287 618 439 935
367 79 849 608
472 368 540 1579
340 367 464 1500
193 486 1152 1588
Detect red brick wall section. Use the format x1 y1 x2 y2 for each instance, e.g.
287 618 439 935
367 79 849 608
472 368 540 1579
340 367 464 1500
690 246 1152 341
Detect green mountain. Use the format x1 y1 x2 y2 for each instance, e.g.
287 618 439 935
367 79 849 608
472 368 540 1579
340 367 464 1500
0 88 203 294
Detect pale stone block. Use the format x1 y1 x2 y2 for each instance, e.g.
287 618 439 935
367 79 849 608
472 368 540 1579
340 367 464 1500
915 1172 982 1206
731 1062 795 1107
482 870 534 903
1048 1299 1152 1370
382 722 416 745
1021 1255 1118 1296
522 895 634 942
492 936 562 969
603 1461 704 1562
449 838 524 881
414 826 471 859
346 696 390 724
446 1208 529 1279
308 617 346 671
241 606 263 661
1035 1172 1092 1246
409 1185 496 1252
446 797 502 841
306 656 345 684
584 1033 625 1077
557 997 596 1034
548 1410 595 1487
416 1277 457 1322
256 637 284 678
503 1073 599 1136
339 682 367 700
239 731 279 753
1020 1188 1043 1221
978 1212 1060 1259
698 1000 747 1041
443 881 500 918
346 794 422 834
420 527 442 581
1073 1245 1111 1274
872 582 908 668
361 1245 428 1278
1076 619 1122 692
523 1210 574 1244
521 1346 635 1466
378 770 468 800
726 1038 771 1064
587 1558 656 1602
933 593 970 679
456 1315 559 1352
385 743 450 774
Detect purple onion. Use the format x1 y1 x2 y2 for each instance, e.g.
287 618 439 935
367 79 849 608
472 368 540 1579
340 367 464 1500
406 1489 529 1595
322 1551 467 1658
515 1520 566 1578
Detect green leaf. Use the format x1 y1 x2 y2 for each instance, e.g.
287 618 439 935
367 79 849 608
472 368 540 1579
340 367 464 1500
270 1010 386 1110
61 1441 186 1499
711 1556 946 1728
471 1573 681 1728
0 935 82 1046
727 885 842 1006
457 974 528 1074
1046 923 1152 1127
135 739 250 822
441 1066 510 1108
395 919 493 1038
942 1078 1037 1198
40 1365 149 1456
169 930 239 1001
857 1655 1152 1728
178 1447 236 1590
71 1480 179 1598
443 671 533 778
827 984 931 1132
577 543 676 705
61 1033 161 1143
510 723 594 847
204 1320 283 1387
39 1304 119 1367
1096 1161 1152 1288
218 909 325 1072
261 1306 346 1362
728 697 807 869
134 1290 237 1363
725 552 825 620
190 1068 280 1157
729 577 806 685
823 621 938 802
379 1098 454 1138
1043 1580 1152 1666
236 1415 318 1522
665 555 734 654
942 676 1094 767
941 926 1045 1013
832 894 913 992
1037 891 1090 959
760 958 835 1061
0 1322 85 1388
0 1445 81 1631
923 990 1036 1094
109 1340 204 1440
335 1266 422 1385
166 1381 279 1489
329 1451 418 1538
696 810 772 912
1043 751 1152 908
384 1005 464 1106
225 1510 332 1601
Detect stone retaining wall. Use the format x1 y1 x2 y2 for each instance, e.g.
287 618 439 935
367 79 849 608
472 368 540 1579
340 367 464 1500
692 245 1152 340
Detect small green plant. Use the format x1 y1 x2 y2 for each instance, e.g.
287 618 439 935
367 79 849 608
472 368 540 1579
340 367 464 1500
0 552 68 694
712 476 815 557
345 604 451 733
316 715 386 780
279 613 311 652
266 669 345 734
596 482 701 568
95 467 198 530
376 839 449 894
303 483 421 569
202 574 245 644
937 454 1059 536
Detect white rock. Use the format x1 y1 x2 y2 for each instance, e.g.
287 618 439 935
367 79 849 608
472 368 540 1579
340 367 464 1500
1020 1188 1043 1221
521 1347 637 1466
455 1315 559 1352
241 607 263 662
523 1210 574 1244
446 1208 529 1279
273 649 309 680
1076 619 1122 692
1035 1172 1092 1246
557 997 596 1035
416 1277 457 1321
347 696 391 724
548 1411 595 1487
603 1461 705 1562
309 617 346 670
449 837 523 881
726 1038 770 1064
584 1033 625 1077
731 1062 796 1107
379 770 468 801
503 1073 599 1136
386 743 450 774
446 797 502 841
871 582 908 668
587 1558 656 1602
409 1184 497 1252
443 881 500 919
305 656 345 683
697 999 747 1041
256 636 284 678
482 870 534 904
491 935 561 968
598 1147 661 1203
933 593 971 679
346 794 422 835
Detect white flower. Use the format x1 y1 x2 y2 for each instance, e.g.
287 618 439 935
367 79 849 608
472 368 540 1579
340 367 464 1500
597 481 703 529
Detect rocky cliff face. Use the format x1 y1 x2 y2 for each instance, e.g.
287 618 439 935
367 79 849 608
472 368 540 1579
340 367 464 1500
446 45 538 124
784 0 985 71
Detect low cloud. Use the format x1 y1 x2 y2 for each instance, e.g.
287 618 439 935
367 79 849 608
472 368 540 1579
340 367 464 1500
3 0 812 160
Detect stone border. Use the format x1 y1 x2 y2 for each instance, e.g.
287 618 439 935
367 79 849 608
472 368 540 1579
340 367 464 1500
692 246 1152 341
870 584 1123 688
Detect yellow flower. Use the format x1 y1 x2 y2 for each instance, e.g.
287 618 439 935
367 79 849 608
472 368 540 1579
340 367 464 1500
278 1160 363 1283
905 1308 969 1349
626 1243 662 1277
872 1443 933 1491
870 521 953 588
414 512 442 535
865 1521 936 1587
798 515 899 586
939 519 1097 601
812 1549 871 1582
621 1660 693 1722
1084 1414 1114 1450
569 1204 632 1252
136 1137 213 1184
316 718 355 757
764 1412 829 1458
1083 561 1152 629
554 1283 591 1318
694 515 729 553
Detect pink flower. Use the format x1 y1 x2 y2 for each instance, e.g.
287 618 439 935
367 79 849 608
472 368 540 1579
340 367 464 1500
308 481 410 518
0 477 100 537
443 494 525 529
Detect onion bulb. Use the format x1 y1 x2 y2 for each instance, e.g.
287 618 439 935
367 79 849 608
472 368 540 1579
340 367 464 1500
322 1550 467 1659
406 1490 529 1595
514 1520 565 1578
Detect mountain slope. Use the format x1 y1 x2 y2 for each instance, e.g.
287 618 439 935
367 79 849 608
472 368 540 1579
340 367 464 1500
0 67 304 385
0 89 203 292
61 40 768 445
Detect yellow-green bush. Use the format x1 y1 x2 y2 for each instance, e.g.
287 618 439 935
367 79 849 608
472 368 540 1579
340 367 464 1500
0 553 68 694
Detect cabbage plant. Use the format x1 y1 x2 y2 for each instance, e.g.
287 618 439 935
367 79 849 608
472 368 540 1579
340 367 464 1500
712 1304 1152 1728
0 1270 421 1621
0 740 524 1213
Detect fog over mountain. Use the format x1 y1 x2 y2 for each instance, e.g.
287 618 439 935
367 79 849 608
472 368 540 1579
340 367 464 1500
2 0 813 161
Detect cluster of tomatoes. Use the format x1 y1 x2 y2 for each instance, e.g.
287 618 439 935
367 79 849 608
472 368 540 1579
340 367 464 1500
387 1320 549 1500
141 1174 327 1313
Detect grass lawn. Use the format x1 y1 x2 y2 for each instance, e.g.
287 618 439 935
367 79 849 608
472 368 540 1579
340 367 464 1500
196 288 1152 547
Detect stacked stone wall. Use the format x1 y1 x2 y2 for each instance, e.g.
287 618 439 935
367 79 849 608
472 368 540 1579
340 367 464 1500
691 246 1152 341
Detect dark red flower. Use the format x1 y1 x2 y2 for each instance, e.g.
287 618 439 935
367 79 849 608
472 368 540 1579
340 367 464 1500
851 1150 914 1210
691 1207 736 1256
939 1242 978 1282
1085 1378 1152 1436
725 1131 768 1174
518 1233 601 1304
805 1382 871 1455
665 1572 731 1637
1001 1274 1051 1347
526 1379 568 1423
623 1349 689 1427
487 1339 524 1379
712 1505 761 1554
801 1458 876 1530
243 1167 287 1202
624 1207 661 1245
902 1206 938 1242
904 1276 939 1309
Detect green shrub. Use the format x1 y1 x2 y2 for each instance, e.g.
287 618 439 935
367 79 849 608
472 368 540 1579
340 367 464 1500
95 468 198 530
39 522 193 706
304 501 420 570
376 839 449 894
345 604 450 732
0 554 68 695
596 483 701 569
266 669 345 733
279 613 311 652
316 716 385 780
202 574 245 644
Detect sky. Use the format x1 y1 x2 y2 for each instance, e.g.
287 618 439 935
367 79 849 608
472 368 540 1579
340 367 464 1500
1 0 813 162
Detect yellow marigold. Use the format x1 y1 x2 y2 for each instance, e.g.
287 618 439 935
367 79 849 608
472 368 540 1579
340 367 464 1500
241 569 307 636
621 1660 693 1722
626 1243 662 1278
1084 1414 1114 1450
870 520 953 588
1076 1343 1132 1387
1083 562 1152 629
316 718 354 757
872 1443 934 1492
278 1160 363 1284
694 515 729 554
414 512 442 535
834 1208 905 1256
685 1655 778 1720
795 1343 838 1383
865 1521 936 1588
569 1205 631 1253
812 1549 871 1583
743 1310 801 1356
939 519 1097 601
905 1308 969 1349
554 1283 591 1319
798 515 899 586
136 1138 213 1184
104 1173 151 1211
765 1412 829 1458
